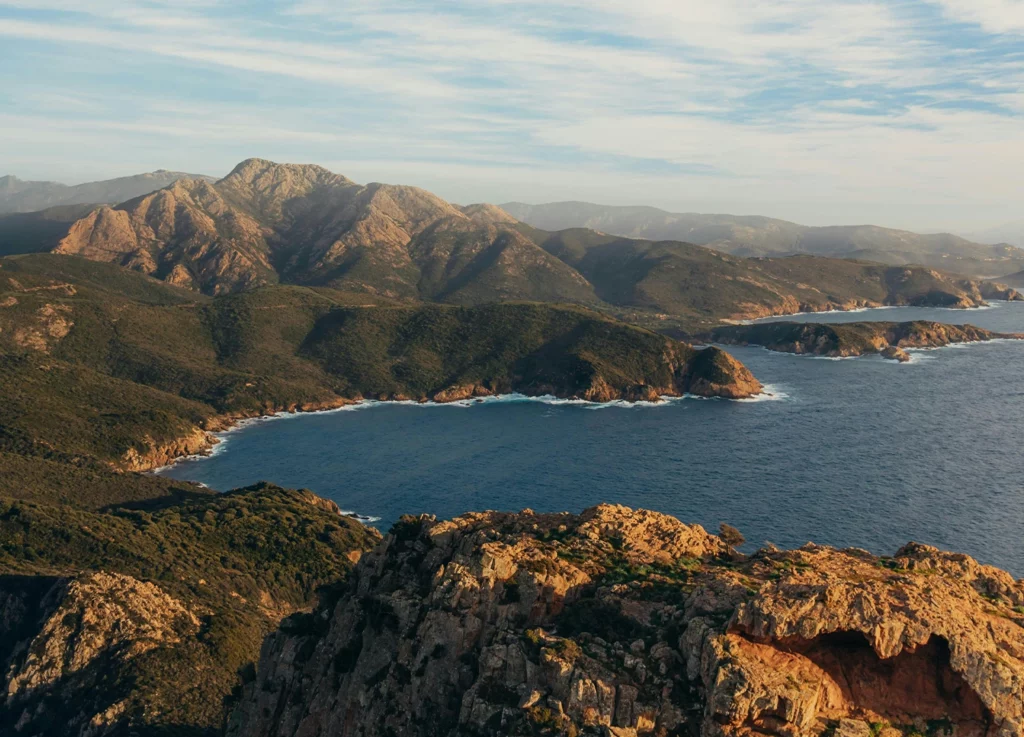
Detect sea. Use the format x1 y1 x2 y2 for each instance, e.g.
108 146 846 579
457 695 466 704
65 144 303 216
157 302 1024 575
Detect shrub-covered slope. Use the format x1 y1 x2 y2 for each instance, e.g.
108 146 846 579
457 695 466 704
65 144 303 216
0 254 761 490
524 227 1021 330
0 483 379 736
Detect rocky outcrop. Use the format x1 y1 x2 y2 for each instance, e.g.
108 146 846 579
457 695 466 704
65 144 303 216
1 572 200 736
228 506 1024 737
9 303 73 352
712 320 1023 361
880 345 911 362
119 425 216 471
701 542 1024 737
683 345 763 398
978 281 1021 302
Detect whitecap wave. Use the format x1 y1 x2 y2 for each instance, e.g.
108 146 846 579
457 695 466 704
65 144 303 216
311 393 696 411
152 389 784 474
738 384 790 402
339 511 382 524
748 305 899 323
744 345 856 361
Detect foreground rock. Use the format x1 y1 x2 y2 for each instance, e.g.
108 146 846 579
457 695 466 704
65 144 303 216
711 320 1023 360
1 572 200 735
227 505 1024 737
0 483 382 736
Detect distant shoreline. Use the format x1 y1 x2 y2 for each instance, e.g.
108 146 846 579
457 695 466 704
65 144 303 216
147 388 788 475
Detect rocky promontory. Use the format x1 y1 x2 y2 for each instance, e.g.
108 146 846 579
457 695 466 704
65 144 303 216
711 320 1023 361
227 505 1024 737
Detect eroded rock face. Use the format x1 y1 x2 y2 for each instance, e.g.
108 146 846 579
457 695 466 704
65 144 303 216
1 572 199 736
701 542 1024 737
119 425 216 471
226 505 726 737
227 507 1024 737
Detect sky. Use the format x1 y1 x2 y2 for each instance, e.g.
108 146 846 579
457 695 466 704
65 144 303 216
0 1 1022 233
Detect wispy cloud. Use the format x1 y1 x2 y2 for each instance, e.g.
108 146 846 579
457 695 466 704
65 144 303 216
932 0 1024 34
0 0 1021 230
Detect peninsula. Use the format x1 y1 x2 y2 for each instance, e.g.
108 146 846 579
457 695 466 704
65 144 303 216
710 320 1024 361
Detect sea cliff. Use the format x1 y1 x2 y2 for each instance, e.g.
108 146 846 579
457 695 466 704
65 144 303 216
227 505 1024 737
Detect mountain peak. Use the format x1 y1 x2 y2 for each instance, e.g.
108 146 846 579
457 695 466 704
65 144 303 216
460 203 519 225
223 158 350 186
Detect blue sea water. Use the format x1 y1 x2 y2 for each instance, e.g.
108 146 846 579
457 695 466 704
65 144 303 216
157 302 1024 575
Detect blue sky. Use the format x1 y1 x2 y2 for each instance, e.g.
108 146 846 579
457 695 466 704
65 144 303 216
0 0 1022 231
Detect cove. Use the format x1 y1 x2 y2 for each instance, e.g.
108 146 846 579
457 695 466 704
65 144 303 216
158 303 1024 576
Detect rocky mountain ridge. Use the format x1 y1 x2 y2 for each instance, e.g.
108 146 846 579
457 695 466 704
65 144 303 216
47 159 1021 332
227 504 1024 737
0 170 209 214
502 201 1024 278
55 158 581 302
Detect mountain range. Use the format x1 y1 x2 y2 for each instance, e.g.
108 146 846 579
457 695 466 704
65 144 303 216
6 166 1020 281
5 158 1006 334
501 200 1024 278
965 219 1024 248
0 170 208 214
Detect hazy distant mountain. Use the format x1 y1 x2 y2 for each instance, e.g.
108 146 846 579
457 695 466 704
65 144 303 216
0 204 99 257
0 170 211 214
502 201 1024 278
995 269 1024 288
48 159 1019 332
964 220 1024 248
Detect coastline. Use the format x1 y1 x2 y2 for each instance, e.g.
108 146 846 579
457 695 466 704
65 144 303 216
146 387 788 475
713 333 1024 363
733 299 1008 325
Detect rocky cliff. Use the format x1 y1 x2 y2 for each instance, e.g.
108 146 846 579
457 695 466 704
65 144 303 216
227 505 1024 737
1 572 201 735
711 320 1023 361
